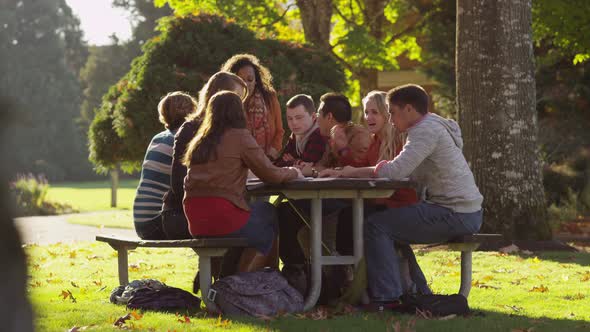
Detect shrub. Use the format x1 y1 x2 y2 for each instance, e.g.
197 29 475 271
547 189 581 231
89 14 346 173
10 174 76 216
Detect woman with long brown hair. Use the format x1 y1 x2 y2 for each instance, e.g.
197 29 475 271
161 72 247 239
183 91 301 271
221 54 284 160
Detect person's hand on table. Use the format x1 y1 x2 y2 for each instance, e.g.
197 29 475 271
318 166 356 178
286 166 304 179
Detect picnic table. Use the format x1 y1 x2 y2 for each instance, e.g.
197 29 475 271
246 177 415 311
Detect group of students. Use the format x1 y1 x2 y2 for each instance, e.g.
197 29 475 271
132 53 484 310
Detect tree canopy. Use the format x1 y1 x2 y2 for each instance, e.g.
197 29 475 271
154 0 425 99
89 14 345 172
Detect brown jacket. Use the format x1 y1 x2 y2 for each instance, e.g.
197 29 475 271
184 128 297 211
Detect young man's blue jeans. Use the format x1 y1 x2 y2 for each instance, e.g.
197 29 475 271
365 202 482 302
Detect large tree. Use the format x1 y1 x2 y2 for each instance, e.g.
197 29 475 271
0 0 91 181
456 0 551 239
154 0 426 99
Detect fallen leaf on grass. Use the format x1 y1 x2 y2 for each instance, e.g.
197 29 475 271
47 249 59 258
472 280 500 289
481 275 494 282
129 311 143 320
511 328 535 332
439 314 457 320
29 281 42 288
215 315 231 327
69 251 77 259
60 289 77 303
579 271 590 282
113 313 132 327
387 317 416 332
511 277 528 285
563 293 586 300
503 305 524 312
492 268 514 274
529 285 548 293
307 306 330 320
92 280 102 287
71 281 79 288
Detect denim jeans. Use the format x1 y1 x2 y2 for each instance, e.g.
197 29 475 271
161 208 192 240
134 215 166 240
229 201 278 255
364 202 483 301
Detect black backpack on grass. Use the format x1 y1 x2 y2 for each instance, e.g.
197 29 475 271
126 287 201 312
400 293 469 316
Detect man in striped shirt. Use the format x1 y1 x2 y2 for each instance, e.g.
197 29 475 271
133 92 196 239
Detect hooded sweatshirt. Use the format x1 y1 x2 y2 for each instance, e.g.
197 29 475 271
375 113 483 213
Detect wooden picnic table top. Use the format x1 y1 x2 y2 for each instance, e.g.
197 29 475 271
246 177 416 193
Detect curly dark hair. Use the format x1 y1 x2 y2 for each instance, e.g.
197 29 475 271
220 53 275 104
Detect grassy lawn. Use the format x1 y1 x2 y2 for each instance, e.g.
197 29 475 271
27 243 590 332
66 211 134 229
46 179 139 212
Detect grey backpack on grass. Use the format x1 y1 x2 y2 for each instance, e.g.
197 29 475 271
209 268 303 317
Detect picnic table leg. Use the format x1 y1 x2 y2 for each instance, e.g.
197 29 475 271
303 198 322 311
459 250 472 298
194 248 227 313
352 197 364 268
116 248 129 286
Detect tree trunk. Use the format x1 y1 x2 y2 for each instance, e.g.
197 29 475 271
456 0 551 239
296 0 333 51
110 166 119 208
358 68 379 99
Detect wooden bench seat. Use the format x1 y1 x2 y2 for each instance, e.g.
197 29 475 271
96 235 248 311
424 233 503 297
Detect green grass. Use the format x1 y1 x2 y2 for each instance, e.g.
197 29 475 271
27 243 590 332
66 211 134 229
46 179 138 212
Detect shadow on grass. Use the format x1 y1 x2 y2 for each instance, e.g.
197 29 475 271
224 309 590 332
524 250 590 266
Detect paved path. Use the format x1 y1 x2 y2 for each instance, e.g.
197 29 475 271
14 212 136 245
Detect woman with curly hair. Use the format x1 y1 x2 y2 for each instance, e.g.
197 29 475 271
221 54 284 160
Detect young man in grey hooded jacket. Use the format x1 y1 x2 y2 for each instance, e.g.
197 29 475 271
319 84 483 310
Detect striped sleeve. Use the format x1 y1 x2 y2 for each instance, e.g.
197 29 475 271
133 130 175 223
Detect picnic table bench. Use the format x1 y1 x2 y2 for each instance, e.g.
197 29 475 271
96 235 248 311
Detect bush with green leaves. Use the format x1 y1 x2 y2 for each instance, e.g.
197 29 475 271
89 14 346 173
10 174 76 216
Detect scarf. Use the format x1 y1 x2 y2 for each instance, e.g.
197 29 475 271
295 121 319 157
245 90 271 152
